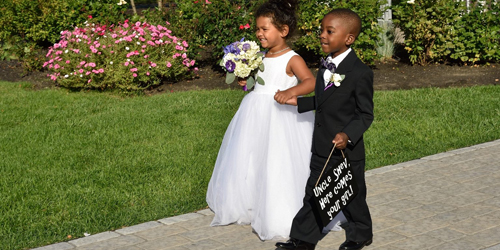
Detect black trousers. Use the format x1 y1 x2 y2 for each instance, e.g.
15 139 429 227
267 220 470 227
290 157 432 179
289 153 372 244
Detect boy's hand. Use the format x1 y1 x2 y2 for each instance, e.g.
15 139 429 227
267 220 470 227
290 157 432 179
285 96 297 106
274 89 294 104
332 132 349 150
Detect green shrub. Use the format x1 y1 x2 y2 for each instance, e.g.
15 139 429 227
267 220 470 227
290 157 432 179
449 0 500 64
164 0 266 62
43 20 197 90
295 0 387 65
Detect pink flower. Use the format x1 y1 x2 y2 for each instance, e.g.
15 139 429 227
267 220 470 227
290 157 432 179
151 62 157 67
88 79 92 83
133 73 137 77
130 68 138 72
98 68 104 73
244 23 250 29
239 25 244 30
166 62 172 68
65 60 70 64
206 0 212 3
79 69 84 73
146 71 150 76
80 61 86 66
88 15 92 19
182 53 187 59
124 61 130 66
86 71 91 75
144 55 149 59
182 41 188 47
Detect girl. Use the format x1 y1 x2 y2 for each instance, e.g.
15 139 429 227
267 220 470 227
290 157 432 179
206 0 345 241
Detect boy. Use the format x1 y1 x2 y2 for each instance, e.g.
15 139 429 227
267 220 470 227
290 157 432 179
275 8 374 250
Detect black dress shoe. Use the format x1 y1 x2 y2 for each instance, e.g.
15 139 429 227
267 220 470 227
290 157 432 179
339 238 373 250
276 238 316 250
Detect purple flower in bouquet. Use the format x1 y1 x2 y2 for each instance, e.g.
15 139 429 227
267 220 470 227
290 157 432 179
220 38 265 90
225 60 236 73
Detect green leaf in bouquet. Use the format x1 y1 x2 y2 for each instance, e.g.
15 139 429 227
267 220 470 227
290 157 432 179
257 52 265 58
257 76 265 85
226 73 235 84
259 62 265 72
247 76 255 90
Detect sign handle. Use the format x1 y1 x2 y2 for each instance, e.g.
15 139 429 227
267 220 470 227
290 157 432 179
315 143 346 187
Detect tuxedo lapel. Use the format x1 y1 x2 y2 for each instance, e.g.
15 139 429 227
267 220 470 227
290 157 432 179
316 50 357 106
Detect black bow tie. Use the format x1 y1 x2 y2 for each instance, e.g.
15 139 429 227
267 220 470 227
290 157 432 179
321 58 336 72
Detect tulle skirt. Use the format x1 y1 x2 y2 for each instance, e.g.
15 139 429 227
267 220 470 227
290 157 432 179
207 91 318 240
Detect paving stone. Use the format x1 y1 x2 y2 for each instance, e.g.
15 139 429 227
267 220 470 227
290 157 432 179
465 226 500 249
32 242 75 250
427 237 480 250
210 226 259 245
390 218 446 237
372 216 404 233
158 213 205 225
69 231 121 247
73 235 145 250
115 221 163 235
178 223 239 241
386 234 443 250
366 182 399 197
173 215 214 230
386 206 436 222
423 227 466 242
369 229 406 248
484 243 500 250
196 209 214 216
133 224 188 240
367 191 410 206
420 201 458 213
135 235 191 250
449 213 500 234
179 239 225 250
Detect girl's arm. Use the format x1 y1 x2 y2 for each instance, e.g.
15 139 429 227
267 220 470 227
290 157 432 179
274 55 315 104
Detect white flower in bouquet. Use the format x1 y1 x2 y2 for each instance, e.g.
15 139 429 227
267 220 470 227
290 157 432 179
220 38 265 90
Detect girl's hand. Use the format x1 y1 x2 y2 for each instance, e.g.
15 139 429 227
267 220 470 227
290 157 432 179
274 89 295 104
238 78 247 87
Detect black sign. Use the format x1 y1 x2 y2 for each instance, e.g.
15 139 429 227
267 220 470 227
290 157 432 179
311 155 358 227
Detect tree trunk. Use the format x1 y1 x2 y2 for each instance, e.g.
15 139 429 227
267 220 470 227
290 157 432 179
130 0 137 15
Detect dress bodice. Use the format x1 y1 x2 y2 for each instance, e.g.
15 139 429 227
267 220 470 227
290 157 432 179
254 51 298 94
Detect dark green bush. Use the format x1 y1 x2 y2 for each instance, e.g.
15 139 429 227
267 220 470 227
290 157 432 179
393 0 500 65
295 0 387 65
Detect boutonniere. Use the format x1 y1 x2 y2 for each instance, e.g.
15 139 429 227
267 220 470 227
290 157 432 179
324 73 345 90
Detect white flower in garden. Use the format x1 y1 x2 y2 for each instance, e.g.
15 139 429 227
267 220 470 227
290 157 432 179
117 0 127 5
125 47 130 50
407 0 415 3
110 61 113 65
64 74 69 78
65 50 68 53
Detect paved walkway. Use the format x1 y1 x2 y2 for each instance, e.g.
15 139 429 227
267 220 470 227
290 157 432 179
34 140 500 250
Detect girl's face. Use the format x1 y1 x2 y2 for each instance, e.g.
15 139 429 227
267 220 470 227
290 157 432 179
255 16 286 49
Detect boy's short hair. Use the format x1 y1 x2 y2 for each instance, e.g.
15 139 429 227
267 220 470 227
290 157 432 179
326 8 362 39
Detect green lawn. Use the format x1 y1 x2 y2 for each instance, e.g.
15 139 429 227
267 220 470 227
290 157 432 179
1 81 499 249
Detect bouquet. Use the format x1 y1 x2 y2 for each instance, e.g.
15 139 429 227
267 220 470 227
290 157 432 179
220 38 265 90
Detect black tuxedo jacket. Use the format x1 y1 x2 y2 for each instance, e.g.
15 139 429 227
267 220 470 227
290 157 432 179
297 50 374 161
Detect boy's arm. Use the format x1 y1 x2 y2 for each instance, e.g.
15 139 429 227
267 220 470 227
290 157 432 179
342 69 374 145
297 96 316 113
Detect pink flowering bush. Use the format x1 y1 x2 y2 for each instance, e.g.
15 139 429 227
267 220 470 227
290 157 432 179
44 20 197 90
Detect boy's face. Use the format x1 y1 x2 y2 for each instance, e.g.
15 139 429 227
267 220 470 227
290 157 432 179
319 14 353 57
